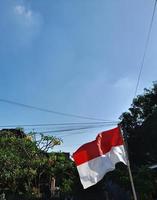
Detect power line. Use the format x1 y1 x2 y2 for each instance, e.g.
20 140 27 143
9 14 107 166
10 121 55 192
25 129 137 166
33 124 110 136
134 0 157 97
36 125 104 134
57 125 116 138
0 121 118 128
0 98 111 122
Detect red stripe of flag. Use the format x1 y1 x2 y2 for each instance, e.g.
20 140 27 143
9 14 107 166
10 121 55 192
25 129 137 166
73 127 124 166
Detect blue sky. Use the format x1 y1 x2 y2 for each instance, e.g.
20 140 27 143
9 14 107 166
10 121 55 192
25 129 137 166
0 0 157 153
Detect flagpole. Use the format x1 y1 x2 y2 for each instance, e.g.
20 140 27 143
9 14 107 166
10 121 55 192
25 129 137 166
119 126 138 200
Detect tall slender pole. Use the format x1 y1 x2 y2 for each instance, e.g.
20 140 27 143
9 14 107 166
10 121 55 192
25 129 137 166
119 126 138 200
127 160 138 200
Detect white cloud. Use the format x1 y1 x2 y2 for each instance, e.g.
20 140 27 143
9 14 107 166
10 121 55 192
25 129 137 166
8 3 43 47
14 5 32 20
13 4 39 26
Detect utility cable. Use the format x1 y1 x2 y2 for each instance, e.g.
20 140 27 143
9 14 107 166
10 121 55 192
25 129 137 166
0 121 118 128
134 0 157 97
0 98 111 122
29 124 109 134
56 125 115 138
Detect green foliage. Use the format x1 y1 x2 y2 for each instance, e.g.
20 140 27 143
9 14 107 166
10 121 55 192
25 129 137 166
119 82 157 199
52 153 80 194
0 129 79 199
120 82 157 166
120 82 157 128
0 129 62 196
134 167 156 200
61 179 73 194
106 164 130 190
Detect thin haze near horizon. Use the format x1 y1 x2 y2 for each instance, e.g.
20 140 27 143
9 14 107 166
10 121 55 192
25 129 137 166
0 0 157 153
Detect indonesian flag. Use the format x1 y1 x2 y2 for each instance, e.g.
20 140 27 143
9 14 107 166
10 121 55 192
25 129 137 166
73 127 127 189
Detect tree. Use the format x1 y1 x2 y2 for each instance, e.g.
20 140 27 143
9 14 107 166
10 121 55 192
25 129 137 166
52 152 80 198
0 129 62 198
120 82 157 166
119 82 157 199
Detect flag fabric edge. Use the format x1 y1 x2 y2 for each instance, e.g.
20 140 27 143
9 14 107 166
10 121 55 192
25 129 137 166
73 127 127 189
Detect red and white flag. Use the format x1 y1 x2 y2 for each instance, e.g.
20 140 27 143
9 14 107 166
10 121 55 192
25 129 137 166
73 127 127 189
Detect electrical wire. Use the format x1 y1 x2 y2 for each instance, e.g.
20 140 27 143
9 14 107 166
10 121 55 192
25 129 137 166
27 124 110 134
0 98 112 122
27 122 117 138
134 0 157 97
57 125 115 138
0 121 118 128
